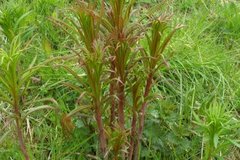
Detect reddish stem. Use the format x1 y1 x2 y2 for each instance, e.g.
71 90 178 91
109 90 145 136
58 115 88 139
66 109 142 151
133 73 153 159
128 109 137 160
95 103 107 156
139 73 153 135
110 62 116 130
118 82 125 130
14 104 30 160
116 81 125 159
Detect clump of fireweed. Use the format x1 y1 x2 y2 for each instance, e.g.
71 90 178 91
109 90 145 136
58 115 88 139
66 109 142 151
193 100 240 160
0 4 36 158
0 36 62 159
52 0 182 159
0 3 61 159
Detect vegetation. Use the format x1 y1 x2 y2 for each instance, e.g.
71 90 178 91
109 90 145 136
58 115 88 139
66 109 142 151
0 0 240 159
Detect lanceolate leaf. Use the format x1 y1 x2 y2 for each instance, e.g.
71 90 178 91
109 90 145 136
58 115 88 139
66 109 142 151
227 139 240 148
23 105 57 117
213 133 219 148
20 65 47 87
66 105 92 118
158 24 184 55
0 76 11 93
0 130 11 144
0 97 12 105
124 0 136 24
59 64 87 88
62 82 84 93
14 11 32 31
27 55 38 69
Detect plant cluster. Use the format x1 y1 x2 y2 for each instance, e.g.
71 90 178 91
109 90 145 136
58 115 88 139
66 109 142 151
0 0 240 160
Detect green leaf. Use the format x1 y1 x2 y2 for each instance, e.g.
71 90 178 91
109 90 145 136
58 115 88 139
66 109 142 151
0 89 11 103
23 105 57 117
213 133 219 148
42 37 52 55
62 82 83 93
0 97 12 105
28 55 38 69
60 65 86 87
227 139 240 148
14 11 32 31
0 130 11 144
192 111 201 123
67 105 92 118
20 65 45 87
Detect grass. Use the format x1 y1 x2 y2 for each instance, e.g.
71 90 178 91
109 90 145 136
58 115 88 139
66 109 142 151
0 0 240 159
